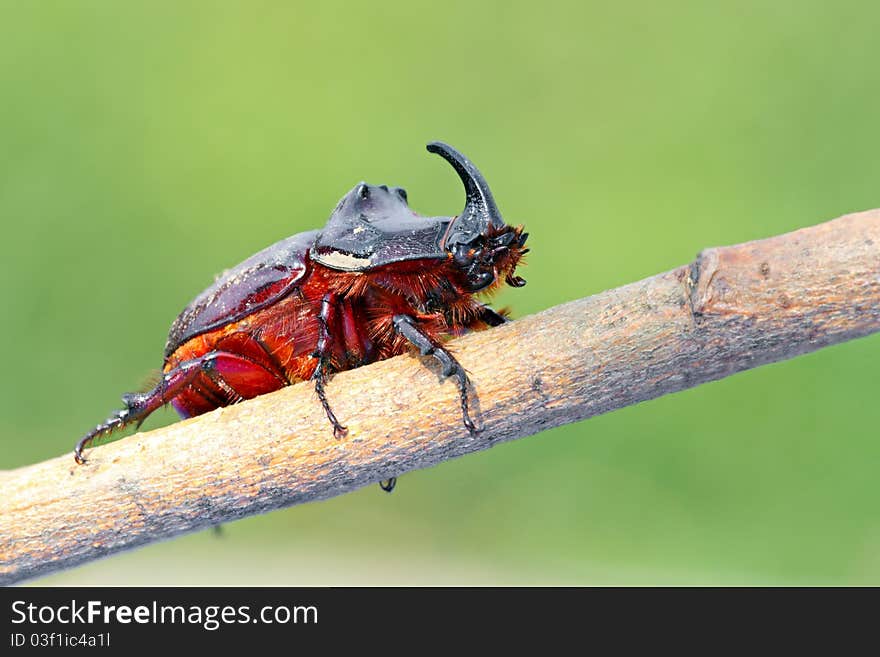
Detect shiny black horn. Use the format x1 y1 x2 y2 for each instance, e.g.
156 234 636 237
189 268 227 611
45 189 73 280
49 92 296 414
427 141 505 247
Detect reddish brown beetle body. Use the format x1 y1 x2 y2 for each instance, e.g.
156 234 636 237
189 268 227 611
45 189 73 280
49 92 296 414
74 142 528 489
166 249 519 419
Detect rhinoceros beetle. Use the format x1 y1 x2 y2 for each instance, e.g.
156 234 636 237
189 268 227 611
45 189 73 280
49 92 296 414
74 142 528 491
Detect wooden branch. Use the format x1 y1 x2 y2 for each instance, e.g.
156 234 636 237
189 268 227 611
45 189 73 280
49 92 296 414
2 209 879 584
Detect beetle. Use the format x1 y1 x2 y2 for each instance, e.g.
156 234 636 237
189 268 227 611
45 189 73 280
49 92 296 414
74 142 528 491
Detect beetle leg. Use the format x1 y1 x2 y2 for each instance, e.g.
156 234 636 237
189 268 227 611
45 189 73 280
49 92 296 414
312 293 348 439
479 305 508 327
74 356 208 464
379 478 397 493
392 314 477 435
74 351 282 463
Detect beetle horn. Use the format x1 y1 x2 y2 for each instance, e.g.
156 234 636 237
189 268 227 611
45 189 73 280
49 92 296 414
427 141 506 247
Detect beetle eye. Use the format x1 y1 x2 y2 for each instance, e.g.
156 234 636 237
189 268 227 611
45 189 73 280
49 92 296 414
395 187 408 202
357 184 370 200
470 270 494 291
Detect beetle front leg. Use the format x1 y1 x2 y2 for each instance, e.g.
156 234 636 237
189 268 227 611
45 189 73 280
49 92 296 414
392 314 477 435
479 305 508 327
312 293 348 439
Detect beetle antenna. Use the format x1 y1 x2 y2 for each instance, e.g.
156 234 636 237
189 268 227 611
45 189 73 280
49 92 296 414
427 141 505 245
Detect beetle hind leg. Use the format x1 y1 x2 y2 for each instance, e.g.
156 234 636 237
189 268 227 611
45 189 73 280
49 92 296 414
392 314 477 435
73 357 207 464
74 350 285 464
74 393 167 465
74 408 134 465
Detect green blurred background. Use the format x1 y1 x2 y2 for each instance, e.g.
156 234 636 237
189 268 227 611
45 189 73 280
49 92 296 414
2 1 878 585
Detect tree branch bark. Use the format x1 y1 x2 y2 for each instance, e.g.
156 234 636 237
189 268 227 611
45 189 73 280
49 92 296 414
2 208 879 584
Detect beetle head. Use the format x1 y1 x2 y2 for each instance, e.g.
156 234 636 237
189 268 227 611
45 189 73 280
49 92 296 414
429 141 528 292
311 142 527 292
